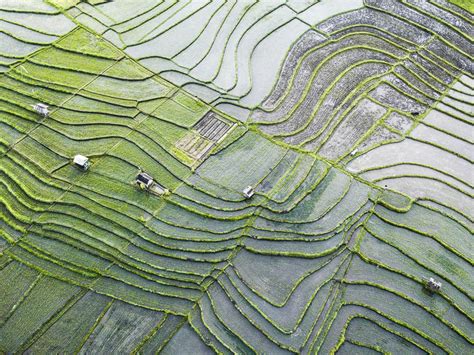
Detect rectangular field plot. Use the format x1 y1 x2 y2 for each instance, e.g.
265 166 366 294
175 111 235 165
14 62 95 89
85 75 172 101
12 136 68 174
55 28 123 59
27 292 111 353
344 316 426 354
150 93 208 128
138 313 186 354
197 131 287 192
0 276 81 353
160 323 213 355
0 261 39 323
29 47 115 75
78 300 164 354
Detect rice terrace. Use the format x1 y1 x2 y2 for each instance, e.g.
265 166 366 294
0 0 472 353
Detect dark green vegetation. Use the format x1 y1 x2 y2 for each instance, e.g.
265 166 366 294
0 0 472 354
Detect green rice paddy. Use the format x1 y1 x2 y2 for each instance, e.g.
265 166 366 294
0 0 472 353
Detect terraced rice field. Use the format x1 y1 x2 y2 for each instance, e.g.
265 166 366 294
0 0 472 353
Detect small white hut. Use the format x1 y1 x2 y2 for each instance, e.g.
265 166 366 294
425 278 442 293
33 103 49 117
242 186 255 199
73 155 90 170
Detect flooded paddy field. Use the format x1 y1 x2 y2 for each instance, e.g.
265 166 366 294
0 0 472 353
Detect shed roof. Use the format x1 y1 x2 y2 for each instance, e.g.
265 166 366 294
73 154 89 166
137 172 153 185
